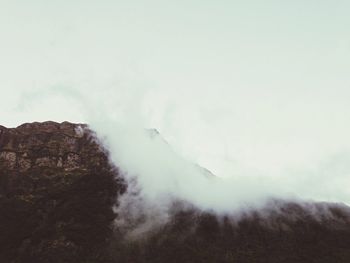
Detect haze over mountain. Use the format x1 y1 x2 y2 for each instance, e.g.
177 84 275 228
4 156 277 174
1 1 350 262
1 121 350 263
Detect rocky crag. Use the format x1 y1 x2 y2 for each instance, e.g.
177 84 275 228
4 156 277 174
1 121 350 263
0 121 124 263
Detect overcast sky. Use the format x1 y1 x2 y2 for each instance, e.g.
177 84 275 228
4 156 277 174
1 0 350 182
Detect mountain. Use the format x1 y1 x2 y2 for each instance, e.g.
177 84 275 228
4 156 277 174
0 121 124 262
1 121 350 263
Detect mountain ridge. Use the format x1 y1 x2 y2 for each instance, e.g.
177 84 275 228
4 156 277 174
1 121 350 263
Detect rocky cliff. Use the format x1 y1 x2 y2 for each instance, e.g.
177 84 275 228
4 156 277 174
1 121 350 263
0 121 124 263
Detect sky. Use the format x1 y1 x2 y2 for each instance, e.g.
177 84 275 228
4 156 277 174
1 0 350 193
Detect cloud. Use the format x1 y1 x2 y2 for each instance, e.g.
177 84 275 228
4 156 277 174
1 0 350 231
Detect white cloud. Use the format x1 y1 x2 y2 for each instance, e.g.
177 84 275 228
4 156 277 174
1 1 350 222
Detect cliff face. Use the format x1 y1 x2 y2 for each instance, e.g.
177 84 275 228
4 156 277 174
0 121 124 263
1 122 350 263
0 121 101 172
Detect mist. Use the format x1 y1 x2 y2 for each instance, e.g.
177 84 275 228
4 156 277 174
87 110 350 216
1 1 350 228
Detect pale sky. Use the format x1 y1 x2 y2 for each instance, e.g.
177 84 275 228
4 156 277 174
1 0 350 183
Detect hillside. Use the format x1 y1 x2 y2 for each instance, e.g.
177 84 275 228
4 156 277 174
1 121 350 263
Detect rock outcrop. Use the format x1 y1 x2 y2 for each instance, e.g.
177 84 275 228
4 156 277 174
0 121 124 263
0 121 101 172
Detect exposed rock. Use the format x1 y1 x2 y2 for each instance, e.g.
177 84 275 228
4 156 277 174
65 153 80 170
0 151 16 169
18 156 31 171
0 121 102 172
0 121 124 263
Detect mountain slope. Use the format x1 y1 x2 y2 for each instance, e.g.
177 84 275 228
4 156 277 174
0 121 124 262
1 121 350 263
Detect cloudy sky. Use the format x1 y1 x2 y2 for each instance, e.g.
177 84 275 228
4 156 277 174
1 0 350 185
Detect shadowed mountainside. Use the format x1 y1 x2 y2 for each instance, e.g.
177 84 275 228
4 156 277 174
1 121 350 263
0 121 124 262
